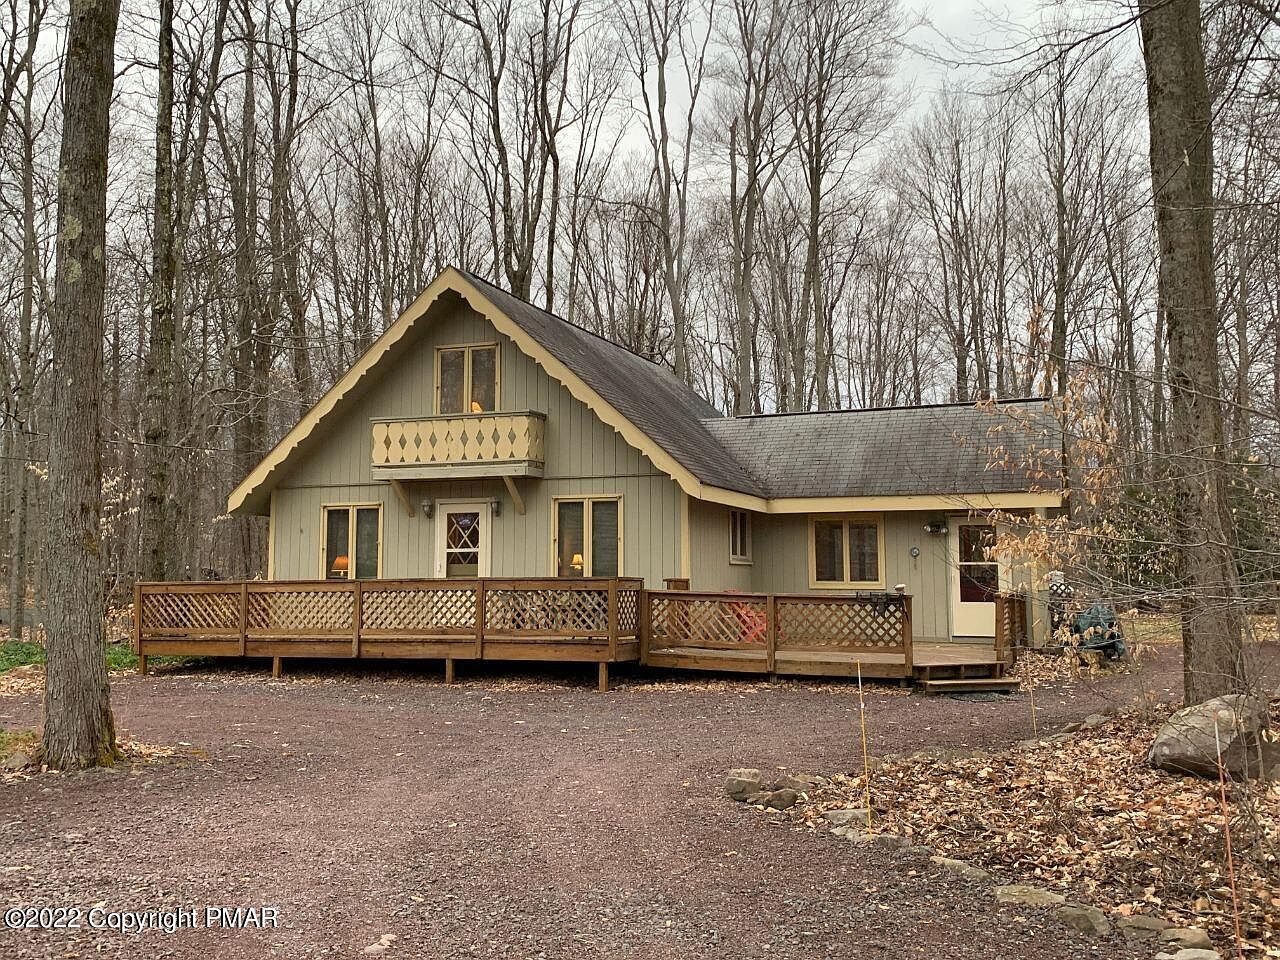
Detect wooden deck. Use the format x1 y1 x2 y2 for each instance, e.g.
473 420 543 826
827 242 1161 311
134 580 1017 690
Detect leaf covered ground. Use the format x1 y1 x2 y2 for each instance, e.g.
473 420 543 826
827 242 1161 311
790 703 1280 954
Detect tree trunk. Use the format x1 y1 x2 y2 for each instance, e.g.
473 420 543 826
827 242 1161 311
141 0 175 582
42 0 122 769
1138 0 1246 701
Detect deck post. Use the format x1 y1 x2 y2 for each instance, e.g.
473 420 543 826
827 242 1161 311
445 657 456 684
351 579 363 658
132 580 143 653
638 589 651 664
765 594 777 675
272 656 283 679
901 595 914 679
238 581 249 657
138 653 148 675
606 579 619 661
475 579 486 659
597 661 609 693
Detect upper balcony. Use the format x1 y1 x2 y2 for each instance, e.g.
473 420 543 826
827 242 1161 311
370 411 546 479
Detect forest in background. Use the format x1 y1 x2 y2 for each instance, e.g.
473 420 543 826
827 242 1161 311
1 0 1278 619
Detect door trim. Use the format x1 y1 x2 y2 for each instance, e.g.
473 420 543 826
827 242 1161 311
433 499 493 578
949 518 997 638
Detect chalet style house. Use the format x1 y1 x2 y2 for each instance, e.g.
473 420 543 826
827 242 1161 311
135 267 1060 691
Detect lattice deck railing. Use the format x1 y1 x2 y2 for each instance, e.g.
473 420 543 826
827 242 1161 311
994 592 1029 663
645 589 913 671
136 578 644 656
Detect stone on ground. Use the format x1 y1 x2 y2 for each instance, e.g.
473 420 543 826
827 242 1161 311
724 769 764 801
1054 903 1112 936
2 751 30 771
1158 928 1214 950
823 807 871 827
930 855 990 882
1115 914 1171 940
776 773 825 793
764 788 798 810
1148 695 1276 779
1154 950 1221 960
994 884 1066 908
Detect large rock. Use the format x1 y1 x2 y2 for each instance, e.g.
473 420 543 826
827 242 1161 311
994 885 1066 908
1148 695 1275 780
1055 903 1111 936
2 752 30 772
776 773 825 793
725 768 764 801
1154 950 1221 960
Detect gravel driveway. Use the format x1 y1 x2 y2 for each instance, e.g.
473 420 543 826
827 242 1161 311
0 655 1185 959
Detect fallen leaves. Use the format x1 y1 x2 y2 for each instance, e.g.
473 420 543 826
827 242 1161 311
789 706 1280 952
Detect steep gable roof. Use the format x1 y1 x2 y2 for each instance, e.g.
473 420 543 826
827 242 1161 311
227 267 1061 516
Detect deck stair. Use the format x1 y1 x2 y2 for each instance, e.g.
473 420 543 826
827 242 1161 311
915 658 1020 695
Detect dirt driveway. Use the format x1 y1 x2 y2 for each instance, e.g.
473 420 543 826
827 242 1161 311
0 656 1182 960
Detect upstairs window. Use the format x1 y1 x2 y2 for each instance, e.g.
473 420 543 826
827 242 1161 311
436 343 499 414
729 510 752 564
810 514 883 588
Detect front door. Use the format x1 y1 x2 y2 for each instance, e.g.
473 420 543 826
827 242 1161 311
951 520 997 637
434 501 491 578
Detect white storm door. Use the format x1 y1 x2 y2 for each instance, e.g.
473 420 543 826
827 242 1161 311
434 502 491 578
951 521 998 637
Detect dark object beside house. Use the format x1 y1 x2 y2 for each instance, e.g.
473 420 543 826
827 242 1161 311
1070 602 1127 661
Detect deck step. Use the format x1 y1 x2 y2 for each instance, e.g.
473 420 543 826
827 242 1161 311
918 676 1021 695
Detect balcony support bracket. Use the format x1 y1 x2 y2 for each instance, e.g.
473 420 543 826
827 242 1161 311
502 475 526 515
388 478 416 518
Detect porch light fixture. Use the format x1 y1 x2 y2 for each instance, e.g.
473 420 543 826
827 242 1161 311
421 498 434 518
490 497 501 518
922 519 948 535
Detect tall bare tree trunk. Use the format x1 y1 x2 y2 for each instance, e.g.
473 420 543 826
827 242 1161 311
43 0 121 769
1138 0 1246 701
141 0 175 581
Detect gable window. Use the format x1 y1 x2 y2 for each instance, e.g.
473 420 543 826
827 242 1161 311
436 343 499 414
324 504 381 579
554 497 621 578
809 514 883 588
729 509 752 564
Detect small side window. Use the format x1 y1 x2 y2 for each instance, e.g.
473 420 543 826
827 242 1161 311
729 510 752 564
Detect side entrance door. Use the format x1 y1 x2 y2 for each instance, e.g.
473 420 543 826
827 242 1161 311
434 501 492 578
950 520 997 637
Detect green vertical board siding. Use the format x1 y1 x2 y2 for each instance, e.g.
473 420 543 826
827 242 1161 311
747 511 954 643
269 299 681 587
687 498 754 592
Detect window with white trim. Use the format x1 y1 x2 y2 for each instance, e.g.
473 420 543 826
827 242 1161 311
436 343 499 414
324 505 381 579
810 514 883 587
728 509 752 564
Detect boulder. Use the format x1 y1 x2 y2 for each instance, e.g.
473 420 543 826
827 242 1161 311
776 773 825 793
2 752 30 772
1054 903 1111 936
1159 928 1214 951
1154 951 1221 960
1081 713 1111 729
725 769 764 801
1115 915 1171 940
930 855 990 882
994 885 1066 908
1148 695 1275 780
823 807 872 827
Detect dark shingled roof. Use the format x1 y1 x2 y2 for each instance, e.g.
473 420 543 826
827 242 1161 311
700 400 1063 499
460 271 767 497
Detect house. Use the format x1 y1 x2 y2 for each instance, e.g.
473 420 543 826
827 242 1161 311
136 266 1060 689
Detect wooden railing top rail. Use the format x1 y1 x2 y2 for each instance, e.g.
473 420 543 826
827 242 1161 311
138 577 644 590
369 409 547 424
645 589 913 603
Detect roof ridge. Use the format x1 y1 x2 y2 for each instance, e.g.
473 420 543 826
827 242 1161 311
701 397 1052 421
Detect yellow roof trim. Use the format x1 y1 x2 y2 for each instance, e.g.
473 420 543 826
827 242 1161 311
694 488 1062 514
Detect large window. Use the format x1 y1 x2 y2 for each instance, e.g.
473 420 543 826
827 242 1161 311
729 509 752 564
554 497 620 578
436 343 499 414
324 505 381 579
809 514 883 588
